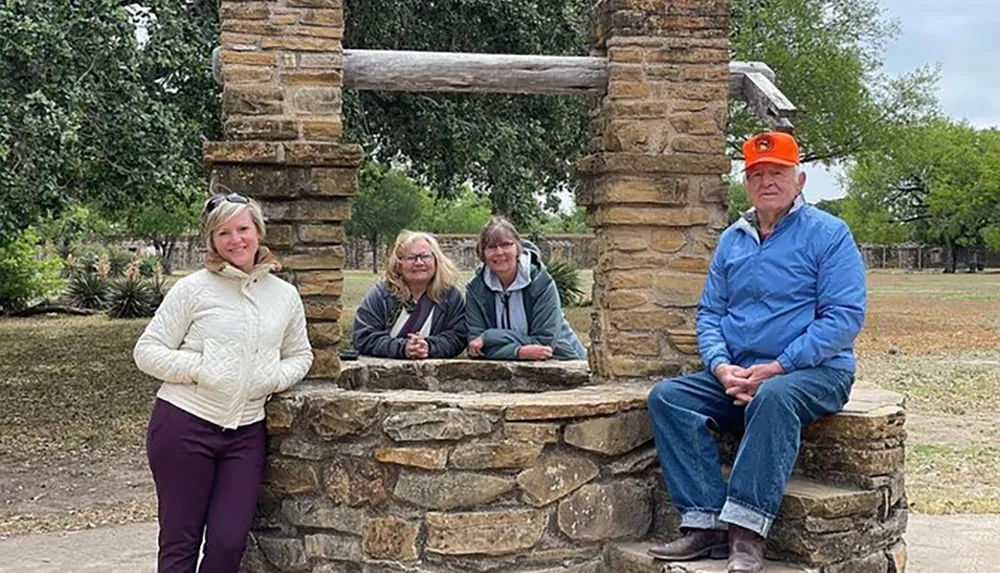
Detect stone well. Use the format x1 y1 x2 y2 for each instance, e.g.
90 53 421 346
241 359 907 573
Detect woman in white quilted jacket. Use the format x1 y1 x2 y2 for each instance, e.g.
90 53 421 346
133 192 313 573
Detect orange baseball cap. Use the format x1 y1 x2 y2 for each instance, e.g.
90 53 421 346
742 131 800 170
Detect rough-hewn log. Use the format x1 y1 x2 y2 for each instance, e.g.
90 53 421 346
742 70 797 133
211 48 796 128
342 50 608 96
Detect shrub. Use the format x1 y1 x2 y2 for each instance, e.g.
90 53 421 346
66 272 110 310
544 256 584 307
0 228 64 314
107 262 155 318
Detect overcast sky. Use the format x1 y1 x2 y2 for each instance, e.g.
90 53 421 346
804 0 1000 202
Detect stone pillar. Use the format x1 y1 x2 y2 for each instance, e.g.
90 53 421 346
580 0 732 380
204 0 362 381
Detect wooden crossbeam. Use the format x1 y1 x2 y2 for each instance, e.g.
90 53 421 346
212 47 796 129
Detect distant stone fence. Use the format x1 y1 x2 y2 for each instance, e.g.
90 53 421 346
345 234 596 271
861 243 998 270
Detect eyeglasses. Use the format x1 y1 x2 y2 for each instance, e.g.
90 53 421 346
204 193 249 214
484 240 516 253
403 253 435 264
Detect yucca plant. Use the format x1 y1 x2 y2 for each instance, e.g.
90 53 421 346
107 262 154 318
65 272 110 310
544 256 584 307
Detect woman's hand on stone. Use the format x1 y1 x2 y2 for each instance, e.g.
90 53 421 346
467 336 485 357
405 334 429 360
517 344 553 361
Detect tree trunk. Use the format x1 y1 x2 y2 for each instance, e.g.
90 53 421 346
370 233 379 274
162 239 176 275
943 235 956 273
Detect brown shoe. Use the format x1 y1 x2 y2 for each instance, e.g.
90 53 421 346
648 529 728 561
727 524 765 573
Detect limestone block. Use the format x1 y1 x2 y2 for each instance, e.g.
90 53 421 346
305 533 362 561
607 356 687 379
564 409 652 456
503 386 649 420
305 395 380 440
821 552 889 573
585 176 689 206
557 481 652 541
374 446 449 470
669 112 721 135
204 141 282 165
301 119 344 141
425 509 547 556
393 470 514 510
218 51 275 67
257 537 306 569
299 53 344 68
608 445 658 475
261 36 340 52
610 309 686 331
225 116 295 140
607 270 654 290
517 456 599 507
289 87 341 115
363 516 421 562
261 200 351 223
308 346 340 378
283 143 363 166
606 291 647 310
312 168 358 197
302 296 342 321
223 85 284 116
295 270 344 296
667 256 711 273
588 206 711 227
266 398 301 432
265 224 294 248
282 246 347 270
504 422 561 444
282 498 365 534
219 3 270 20
576 153 730 177
211 165 314 199
450 440 544 469
654 272 707 307
221 65 273 84
265 458 318 494
382 409 497 441
651 229 687 253
307 321 341 347
323 456 388 506
279 438 326 461
886 540 906 573
778 480 882 520
300 9 344 27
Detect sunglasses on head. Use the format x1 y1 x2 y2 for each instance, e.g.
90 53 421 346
204 193 249 214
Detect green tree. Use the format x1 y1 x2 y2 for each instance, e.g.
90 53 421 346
729 0 938 165
727 180 751 224
845 120 1000 271
343 0 590 227
0 228 63 314
415 185 493 234
0 0 218 240
116 191 203 274
347 162 423 272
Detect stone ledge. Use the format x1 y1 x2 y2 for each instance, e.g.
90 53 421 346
337 357 591 392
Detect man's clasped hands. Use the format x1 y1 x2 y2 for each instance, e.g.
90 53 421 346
714 361 785 406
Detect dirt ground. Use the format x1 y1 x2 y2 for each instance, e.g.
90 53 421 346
1 270 998 536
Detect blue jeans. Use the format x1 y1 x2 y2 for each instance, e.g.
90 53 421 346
647 366 853 537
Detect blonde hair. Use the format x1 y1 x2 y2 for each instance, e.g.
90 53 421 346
201 194 267 256
384 230 457 304
477 216 522 262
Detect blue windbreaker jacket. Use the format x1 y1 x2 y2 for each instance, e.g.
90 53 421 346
697 198 866 375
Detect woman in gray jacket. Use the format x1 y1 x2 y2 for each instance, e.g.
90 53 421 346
352 230 467 359
466 216 587 361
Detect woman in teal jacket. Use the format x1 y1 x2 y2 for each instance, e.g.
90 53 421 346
465 216 587 361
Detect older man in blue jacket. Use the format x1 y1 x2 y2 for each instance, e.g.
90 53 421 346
646 132 866 573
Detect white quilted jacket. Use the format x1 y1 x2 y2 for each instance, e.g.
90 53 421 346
133 263 313 429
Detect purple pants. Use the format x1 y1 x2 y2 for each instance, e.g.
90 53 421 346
147 399 266 573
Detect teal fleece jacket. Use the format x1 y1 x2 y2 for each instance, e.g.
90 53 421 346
465 241 586 360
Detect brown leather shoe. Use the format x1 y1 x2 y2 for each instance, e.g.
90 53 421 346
648 529 728 561
727 524 765 573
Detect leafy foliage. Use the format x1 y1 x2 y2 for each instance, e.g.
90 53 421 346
0 0 219 242
0 228 64 314
727 180 752 224
343 0 590 227
414 185 493 234
544 256 584 307
346 161 423 272
728 0 938 165
844 119 1000 270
